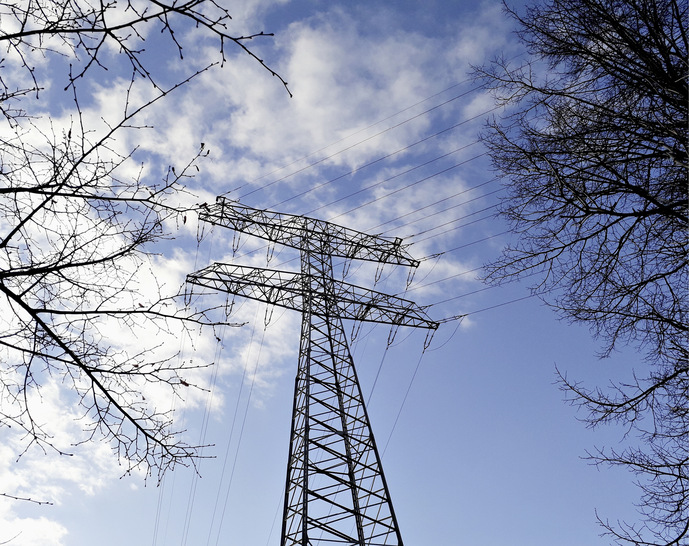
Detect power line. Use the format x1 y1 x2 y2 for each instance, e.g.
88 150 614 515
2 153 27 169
402 265 483 293
406 210 500 244
368 177 498 232
205 311 258 545
275 138 479 212
421 231 510 261
461 293 539 316
212 322 268 546
315 148 485 219
230 79 476 196
230 52 527 201
267 100 501 217
180 322 227 546
404 202 498 240
386 189 502 238
236 83 487 201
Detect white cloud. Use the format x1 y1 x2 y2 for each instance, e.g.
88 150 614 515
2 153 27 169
116 3 509 206
1 2 514 542
448 1 514 66
0 379 128 545
0 508 68 546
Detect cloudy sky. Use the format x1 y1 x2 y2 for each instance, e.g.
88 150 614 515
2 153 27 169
1 0 645 544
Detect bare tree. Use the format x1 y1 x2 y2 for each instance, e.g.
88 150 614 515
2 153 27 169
477 1 688 544
0 0 289 485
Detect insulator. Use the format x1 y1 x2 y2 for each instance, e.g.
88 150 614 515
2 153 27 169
264 303 275 327
232 231 241 255
386 323 400 347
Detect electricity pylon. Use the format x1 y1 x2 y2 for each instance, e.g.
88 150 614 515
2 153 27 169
188 197 438 545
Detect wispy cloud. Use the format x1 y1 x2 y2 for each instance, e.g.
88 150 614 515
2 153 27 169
1 2 516 542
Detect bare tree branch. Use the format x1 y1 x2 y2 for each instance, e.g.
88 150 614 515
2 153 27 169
0 0 289 495
477 1 688 543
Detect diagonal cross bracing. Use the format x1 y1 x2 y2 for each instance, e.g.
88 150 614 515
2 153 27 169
187 262 438 330
199 197 420 267
188 198 439 545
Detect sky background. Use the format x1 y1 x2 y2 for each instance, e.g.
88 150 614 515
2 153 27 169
1 0 648 544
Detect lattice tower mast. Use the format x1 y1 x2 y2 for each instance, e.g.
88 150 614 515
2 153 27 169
188 197 438 545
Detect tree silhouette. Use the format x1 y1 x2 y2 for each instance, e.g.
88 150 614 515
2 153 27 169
478 1 687 544
0 0 289 482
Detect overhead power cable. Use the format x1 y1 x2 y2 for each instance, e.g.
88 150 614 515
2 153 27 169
180 321 227 546
405 210 500 244
315 148 485 219
236 84 488 201
205 324 254 545
401 265 483 293
404 202 498 240
230 53 526 200
271 141 478 210
230 79 477 196
380 189 502 238
211 317 268 546
368 177 498 232
380 349 426 457
460 293 540 316
419 231 510 262
266 99 502 219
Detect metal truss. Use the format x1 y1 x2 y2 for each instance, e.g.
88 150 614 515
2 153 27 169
199 197 420 267
187 263 437 329
188 198 438 545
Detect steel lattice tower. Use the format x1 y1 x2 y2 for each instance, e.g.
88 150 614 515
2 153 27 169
188 197 438 545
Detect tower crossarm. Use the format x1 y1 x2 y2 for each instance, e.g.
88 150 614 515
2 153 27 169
199 197 419 267
187 263 304 310
331 277 438 329
187 263 438 330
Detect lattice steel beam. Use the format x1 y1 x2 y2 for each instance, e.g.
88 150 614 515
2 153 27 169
187 263 438 330
199 197 419 267
188 199 439 546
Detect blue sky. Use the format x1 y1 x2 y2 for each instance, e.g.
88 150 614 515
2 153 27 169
1 0 647 544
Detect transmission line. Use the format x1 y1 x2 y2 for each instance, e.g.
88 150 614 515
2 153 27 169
236 83 488 201
368 177 498 232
